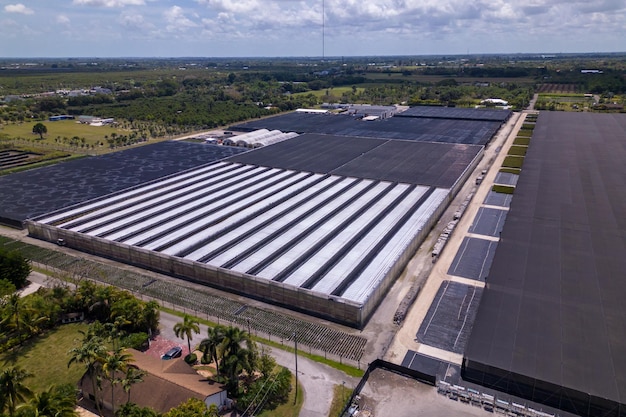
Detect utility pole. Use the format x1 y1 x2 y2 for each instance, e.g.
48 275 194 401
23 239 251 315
292 332 298 404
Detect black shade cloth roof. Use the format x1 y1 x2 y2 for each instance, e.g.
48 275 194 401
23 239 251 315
231 112 501 145
397 106 512 122
226 134 482 188
0 141 246 225
464 112 626 406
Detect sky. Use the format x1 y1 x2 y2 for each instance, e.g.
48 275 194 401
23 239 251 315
1 0 625 57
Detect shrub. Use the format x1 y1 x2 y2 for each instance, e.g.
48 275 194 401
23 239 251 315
122 332 150 351
184 353 197 364
200 353 211 365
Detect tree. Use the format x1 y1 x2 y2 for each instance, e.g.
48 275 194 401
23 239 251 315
1 294 23 335
173 314 200 355
198 325 225 378
0 249 31 289
140 301 160 336
67 330 107 416
0 367 32 417
16 384 77 417
0 279 16 298
101 349 134 415
114 403 159 417
120 367 146 405
32 123 47 140
219 326 257 395
163 398 218 417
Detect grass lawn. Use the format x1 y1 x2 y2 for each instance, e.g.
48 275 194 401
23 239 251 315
327 383 353 417
503 155 524 169
508 145 528 156
0 119 125 148
0 323 88 393
513 137 530 146
500 167 521 175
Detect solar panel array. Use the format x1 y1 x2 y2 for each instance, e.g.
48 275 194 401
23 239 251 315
37 161 449 305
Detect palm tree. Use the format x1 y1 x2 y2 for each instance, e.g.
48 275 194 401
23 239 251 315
0 366 32 417
17 385 77 417
68 332 107 416
105 315 131 350
101 348 134 415
173 314 200 355
1 294 24 339
120 366 146 404
220 326 257 396
198 325 225 378
141 301 160 336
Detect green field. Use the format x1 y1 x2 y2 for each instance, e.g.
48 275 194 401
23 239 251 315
293 86 365 100
0 119 125 147
0 323 88 393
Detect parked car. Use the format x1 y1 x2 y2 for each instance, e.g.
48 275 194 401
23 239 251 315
161 346 182 360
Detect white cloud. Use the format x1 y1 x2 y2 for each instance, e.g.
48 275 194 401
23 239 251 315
164 6 199 33
72 0 145 7
119 11 156 33
56 14 70 25
4 4 34 14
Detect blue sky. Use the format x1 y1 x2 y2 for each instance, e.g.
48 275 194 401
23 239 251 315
1 0 625 57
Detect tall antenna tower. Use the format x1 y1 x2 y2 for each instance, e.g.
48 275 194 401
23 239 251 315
322 0 325 60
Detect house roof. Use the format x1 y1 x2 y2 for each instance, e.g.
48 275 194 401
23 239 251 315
81 349 225 414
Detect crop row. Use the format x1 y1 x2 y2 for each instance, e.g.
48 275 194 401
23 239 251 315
2 237 367 361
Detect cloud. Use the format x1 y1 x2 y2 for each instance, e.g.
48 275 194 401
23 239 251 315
119 11 156 33
164 6 199 33
72 0 145 7
4 4 34 14
56 14 71 25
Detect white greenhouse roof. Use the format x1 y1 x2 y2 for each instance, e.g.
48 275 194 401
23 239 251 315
37 161 451 305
